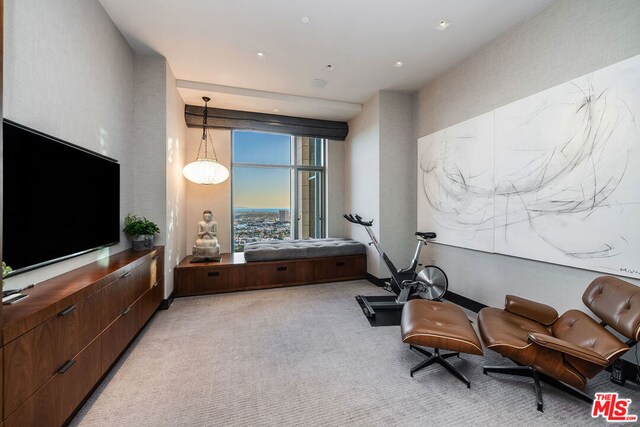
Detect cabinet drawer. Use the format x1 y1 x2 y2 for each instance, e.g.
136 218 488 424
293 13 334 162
101 298 142 373
176 266 245 296
5 338 101 427
101 267 139 329
244 261 312 287
313 256 367 282
141 279 163 325
142 254 160 294
3 291 102 417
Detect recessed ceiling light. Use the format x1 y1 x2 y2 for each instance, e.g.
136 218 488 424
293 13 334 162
256 51 267 58
435 19 451 30
301 16 311 24
393 61 405 68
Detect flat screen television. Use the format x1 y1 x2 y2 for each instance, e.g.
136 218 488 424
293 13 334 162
2 120 120 275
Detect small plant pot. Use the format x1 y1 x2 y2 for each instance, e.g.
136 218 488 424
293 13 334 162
131 235 154 251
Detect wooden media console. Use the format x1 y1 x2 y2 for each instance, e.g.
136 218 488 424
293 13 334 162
1 248 164 427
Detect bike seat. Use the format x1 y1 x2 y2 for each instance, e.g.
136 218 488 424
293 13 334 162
415 231 437 240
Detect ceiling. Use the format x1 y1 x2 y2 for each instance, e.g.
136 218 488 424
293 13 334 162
99 0 555 121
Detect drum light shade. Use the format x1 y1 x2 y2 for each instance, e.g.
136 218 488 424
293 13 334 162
183 96 230 185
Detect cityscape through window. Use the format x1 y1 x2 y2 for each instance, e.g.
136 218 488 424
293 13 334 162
232 131 326 252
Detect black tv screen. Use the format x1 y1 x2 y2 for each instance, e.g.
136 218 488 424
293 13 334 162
3 120 120 275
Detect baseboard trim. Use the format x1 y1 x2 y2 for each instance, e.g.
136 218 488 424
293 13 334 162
160 291 175 310
443 290 487 313
365 274 487 313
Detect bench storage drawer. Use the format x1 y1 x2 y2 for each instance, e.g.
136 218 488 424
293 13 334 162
313 255 367 282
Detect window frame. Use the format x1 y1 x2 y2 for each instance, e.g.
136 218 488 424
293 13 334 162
230 130 327 252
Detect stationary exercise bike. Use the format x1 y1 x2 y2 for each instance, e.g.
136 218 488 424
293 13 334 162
344 213 448 321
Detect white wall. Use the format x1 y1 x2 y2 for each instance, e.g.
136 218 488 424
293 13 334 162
344 91 415 277
326 139 345 238
130 55 191 298
3 0 135 290
378 91 414 267
414 0 640 139
185 128 232 254
165 64 187 297
413 0 640 315
132 55 166 244
344 94 382 276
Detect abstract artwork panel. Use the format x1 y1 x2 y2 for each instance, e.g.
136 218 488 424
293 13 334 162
417 112 494 253
417 53 640 279
494 54 640 278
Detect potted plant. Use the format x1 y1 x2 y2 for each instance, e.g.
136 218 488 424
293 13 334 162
2 262 12 288
123 214 160 251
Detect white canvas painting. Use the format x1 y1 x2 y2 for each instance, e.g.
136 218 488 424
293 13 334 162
417 53 640 279
494 54 640 278
417 112 495 253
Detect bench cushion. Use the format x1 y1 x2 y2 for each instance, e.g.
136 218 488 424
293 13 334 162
402 300 483 355
243 238 366 262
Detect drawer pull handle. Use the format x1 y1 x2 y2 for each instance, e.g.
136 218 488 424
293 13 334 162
123 306 132 315
207 272 220 277
336 262 346 267
276 266 287 272
57 359 76 374
153 281 160 288
121 271 132 279
58 305 77 317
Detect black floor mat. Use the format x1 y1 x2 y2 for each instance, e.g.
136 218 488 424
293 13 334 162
364 307 404 327
356 294 464 327
355 295 404 327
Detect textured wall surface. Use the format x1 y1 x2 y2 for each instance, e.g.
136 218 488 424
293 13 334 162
344 91 416 277
344 94 382 276
326 139 345 238
132 55 167 243
165 64 187 297
412 0 640 314
379 91 414 266
4 0 135 290
414 0 640 139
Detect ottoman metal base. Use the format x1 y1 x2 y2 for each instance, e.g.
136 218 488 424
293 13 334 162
409 345 470 388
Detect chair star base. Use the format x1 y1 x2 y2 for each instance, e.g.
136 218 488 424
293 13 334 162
483 364 593 412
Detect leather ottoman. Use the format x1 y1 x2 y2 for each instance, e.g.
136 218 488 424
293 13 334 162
401 299 483 387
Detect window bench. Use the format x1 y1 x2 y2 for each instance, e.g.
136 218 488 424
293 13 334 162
174 248 367 297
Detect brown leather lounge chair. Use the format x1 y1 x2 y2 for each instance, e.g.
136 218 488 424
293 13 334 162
477 276 640 412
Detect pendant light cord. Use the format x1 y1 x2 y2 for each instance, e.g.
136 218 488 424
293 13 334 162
195 98 219 162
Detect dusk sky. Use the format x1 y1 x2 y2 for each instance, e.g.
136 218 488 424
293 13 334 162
233 131 291 209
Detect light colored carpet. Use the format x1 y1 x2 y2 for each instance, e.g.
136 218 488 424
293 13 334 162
70 280 639 426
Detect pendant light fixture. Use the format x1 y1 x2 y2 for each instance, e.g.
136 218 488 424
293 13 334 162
182 96 230 185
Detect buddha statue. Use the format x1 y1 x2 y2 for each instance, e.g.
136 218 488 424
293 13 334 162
192 210 221 262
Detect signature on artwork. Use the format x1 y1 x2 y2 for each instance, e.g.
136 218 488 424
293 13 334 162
620 268 640 276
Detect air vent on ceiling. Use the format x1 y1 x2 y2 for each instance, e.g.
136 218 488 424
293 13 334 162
311 78 328 88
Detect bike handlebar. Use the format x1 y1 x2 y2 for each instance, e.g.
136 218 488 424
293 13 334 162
343 213 373 227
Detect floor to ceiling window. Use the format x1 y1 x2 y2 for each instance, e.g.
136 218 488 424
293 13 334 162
232 130 326 252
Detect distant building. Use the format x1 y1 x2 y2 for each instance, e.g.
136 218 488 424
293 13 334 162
278 209 290 222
